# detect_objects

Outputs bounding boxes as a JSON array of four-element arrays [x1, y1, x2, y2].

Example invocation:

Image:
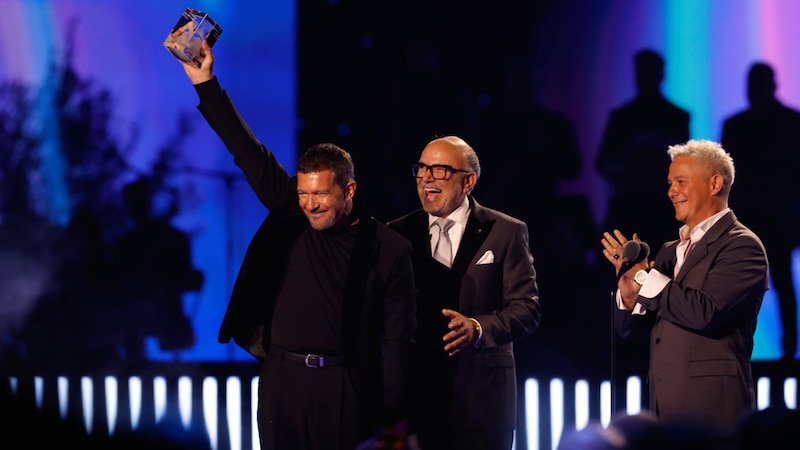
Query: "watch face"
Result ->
[[635, 270, 648, 285]]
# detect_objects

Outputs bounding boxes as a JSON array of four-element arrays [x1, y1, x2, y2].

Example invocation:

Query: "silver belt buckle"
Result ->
[[304, 354, 323, 368]]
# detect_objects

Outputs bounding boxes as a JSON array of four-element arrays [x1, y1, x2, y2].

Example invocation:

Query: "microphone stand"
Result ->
[[610, 284, 617, 419], [608, 240, 649, 420], [609, 264, 630, 420], [610, 285, 617, 419]]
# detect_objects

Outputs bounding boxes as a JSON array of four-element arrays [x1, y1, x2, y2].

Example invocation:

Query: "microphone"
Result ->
[[615, 240, 650, 282], [637, 242, 650, 264]]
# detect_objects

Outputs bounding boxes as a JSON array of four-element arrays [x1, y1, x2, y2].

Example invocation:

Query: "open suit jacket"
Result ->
[[388, 197, 542, 433], [615, 210, 768, 433], [194, 77, 417, 425]]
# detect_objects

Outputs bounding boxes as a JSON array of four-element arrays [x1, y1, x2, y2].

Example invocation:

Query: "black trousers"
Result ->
[[257, 352, 370, 450]]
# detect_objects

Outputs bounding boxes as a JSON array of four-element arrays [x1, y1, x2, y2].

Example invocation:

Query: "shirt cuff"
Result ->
[[617, 268, 669, 315]]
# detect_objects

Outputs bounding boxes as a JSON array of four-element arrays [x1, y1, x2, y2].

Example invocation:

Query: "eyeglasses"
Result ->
[[411, 163, 471, 180]]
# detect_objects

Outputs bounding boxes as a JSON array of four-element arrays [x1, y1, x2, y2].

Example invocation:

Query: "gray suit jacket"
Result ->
[[615, 210, 768, 433], [388, 197, 542, 432]]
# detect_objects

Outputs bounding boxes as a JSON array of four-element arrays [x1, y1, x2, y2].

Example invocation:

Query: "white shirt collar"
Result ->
[[428, 196, 470, 229], [678, 207, 730, 242]]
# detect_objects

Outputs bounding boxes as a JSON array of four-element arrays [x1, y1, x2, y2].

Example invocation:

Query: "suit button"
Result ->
[[655, 337, 661, 344]]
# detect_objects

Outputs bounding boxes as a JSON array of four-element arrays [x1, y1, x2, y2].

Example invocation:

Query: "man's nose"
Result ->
[[301, 197, 319, 210]]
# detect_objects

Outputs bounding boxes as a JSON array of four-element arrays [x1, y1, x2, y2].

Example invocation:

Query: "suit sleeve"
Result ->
[[638, 233, 767, 334], [381, 238, 417, 423], [476, 220, 542, 348]]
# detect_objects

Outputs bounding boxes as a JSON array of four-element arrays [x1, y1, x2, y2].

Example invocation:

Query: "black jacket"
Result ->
[[195, 77, 417, 423]]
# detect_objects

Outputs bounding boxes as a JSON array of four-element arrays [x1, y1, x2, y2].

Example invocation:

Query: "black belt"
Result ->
[[268, 345, 344, 368]]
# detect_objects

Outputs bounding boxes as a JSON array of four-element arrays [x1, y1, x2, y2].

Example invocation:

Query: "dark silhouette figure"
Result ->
[[721, 62, 800, 360], [9, 207, 125, 373], [372, 36, 478, 221], [477, 55, 605, 375], [112, 177, 203, 364], [478, 54, 583, 231], [596, 49, 691, 248], [734, 405, 800, 450], [557, 411, 737, 450], [595, 49, 691, 385]]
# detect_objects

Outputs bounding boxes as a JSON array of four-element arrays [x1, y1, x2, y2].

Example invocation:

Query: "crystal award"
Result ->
[[163, 8, 223, 67]]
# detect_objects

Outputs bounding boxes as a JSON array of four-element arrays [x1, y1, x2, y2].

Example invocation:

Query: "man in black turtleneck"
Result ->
[[177, 39, 417, 450]]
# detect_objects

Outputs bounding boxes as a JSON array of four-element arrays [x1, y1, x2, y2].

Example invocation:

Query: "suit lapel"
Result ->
[[674, 211, 736, 281], [451, 198, 494, 276]]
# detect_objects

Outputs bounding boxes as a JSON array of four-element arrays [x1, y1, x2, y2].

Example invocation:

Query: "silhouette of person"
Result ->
[[595, 49, 691, 383], [10, 206, 124, 373], [477, 55, 603, 375], [734, 405, 800, 450], [721, 62, 800, 360], [478, 54, 583, 231], [112, 177, 203, 364], [371, 35, 478, 222], [596, 49, 691, 249]]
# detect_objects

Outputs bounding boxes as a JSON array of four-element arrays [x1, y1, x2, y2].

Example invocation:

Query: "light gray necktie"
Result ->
[[433, 218, 455, 268]]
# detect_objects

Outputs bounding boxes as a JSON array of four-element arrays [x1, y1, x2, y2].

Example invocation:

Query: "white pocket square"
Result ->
[[476, 250, 494, 265]]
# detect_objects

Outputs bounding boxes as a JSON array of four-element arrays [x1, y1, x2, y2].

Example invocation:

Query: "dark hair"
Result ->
[[297, 143, 355, 188]]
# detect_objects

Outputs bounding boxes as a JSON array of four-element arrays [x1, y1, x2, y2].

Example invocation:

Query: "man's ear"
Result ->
[[462, 173, 477, 193], [710, 174, 723, 194], [344, 180, 356, 201]]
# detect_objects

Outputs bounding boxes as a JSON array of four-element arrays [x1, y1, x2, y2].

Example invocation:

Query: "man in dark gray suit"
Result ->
[[601, 139, 768, 442], [388, 136, 542, 450]]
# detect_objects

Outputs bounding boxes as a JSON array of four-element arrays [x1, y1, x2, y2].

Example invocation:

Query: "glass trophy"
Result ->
[[163, 8, 223, 67]]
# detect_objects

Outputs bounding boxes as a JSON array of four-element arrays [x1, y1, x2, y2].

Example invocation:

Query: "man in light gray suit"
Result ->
[[388, 136, 542, 450], [601, 139, 768, 442]]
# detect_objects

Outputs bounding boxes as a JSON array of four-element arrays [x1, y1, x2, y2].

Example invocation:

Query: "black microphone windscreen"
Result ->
[[638, 242, 650, 260], [621, 240, 641, 263]]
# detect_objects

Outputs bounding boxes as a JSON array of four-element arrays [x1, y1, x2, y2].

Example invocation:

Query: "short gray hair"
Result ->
[[667, 139, 735, 196]]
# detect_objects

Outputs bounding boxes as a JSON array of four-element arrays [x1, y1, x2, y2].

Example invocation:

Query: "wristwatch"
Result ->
[[634, 269, 649, 286]]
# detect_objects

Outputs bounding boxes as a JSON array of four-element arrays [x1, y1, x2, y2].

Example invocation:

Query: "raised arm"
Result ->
[[176, 39, 294, 209]]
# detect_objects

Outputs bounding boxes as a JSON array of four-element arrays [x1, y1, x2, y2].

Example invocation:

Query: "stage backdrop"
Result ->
[[0, 0, 796, 363]]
